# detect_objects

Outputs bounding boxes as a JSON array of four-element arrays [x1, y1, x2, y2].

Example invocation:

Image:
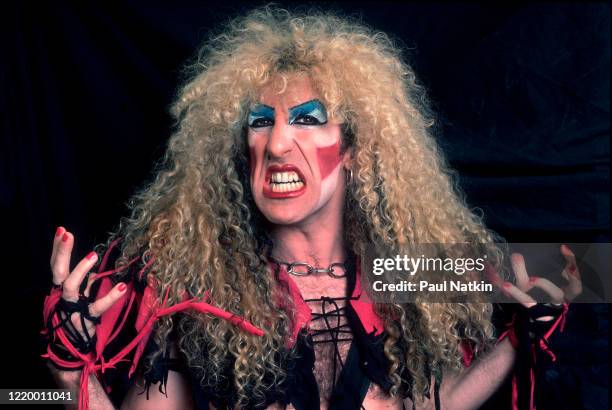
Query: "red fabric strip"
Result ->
[[42, 243, 265, 410], [349, 261, 385, 336]]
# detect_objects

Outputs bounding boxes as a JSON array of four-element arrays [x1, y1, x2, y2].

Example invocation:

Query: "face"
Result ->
[[247, 76, 350, 225]]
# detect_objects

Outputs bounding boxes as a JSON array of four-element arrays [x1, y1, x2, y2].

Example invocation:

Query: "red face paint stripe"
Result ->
[[316, 141, 341, 180]]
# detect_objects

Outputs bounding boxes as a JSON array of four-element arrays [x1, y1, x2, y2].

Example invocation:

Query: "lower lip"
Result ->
[[263, 182, 307, 199]]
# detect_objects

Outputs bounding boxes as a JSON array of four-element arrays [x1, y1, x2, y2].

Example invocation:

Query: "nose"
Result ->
[[266, 121, 293, 159]]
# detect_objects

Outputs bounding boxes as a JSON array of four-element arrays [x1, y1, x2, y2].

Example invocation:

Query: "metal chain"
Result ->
[[270, 257, 347, 278]]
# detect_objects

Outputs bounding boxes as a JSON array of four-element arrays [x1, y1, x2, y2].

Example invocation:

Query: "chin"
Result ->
[[254, 192, 318, 226], [262, 209, 305, 225]]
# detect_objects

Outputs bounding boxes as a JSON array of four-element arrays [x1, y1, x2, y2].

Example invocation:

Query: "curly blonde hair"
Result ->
[[108, 5, 501, 406]]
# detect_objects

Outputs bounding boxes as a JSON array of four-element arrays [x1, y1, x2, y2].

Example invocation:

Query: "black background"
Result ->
[[2, 2, 609, 409]]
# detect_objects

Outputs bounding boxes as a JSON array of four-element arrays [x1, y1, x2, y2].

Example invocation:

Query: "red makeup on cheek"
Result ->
[[316, 141, 342, 179]]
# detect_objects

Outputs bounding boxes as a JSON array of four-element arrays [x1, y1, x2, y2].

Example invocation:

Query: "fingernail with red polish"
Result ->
[[529, 276, 539, 283], [55, 227, 64, 237], [61, 232, 69, 242], [502, 282, 512, 289], [86, 251, 97, 260], [119, 283, 127, 291]]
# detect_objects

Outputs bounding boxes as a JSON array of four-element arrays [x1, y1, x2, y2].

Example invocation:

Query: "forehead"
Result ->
[[258, 75, 321, 109]]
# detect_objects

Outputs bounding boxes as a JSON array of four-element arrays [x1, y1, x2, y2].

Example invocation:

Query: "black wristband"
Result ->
[[525, 303, 565, 339]]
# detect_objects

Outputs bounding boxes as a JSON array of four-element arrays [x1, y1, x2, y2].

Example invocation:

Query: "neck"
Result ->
[[269, 202, 346, 268]]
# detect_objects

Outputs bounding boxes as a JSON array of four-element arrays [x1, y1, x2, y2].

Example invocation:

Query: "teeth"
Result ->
[[270, 171, 301, 184], [270, 180, 304, 192]]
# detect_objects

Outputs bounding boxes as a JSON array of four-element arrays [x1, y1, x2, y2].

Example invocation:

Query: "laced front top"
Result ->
[[304, 295, 359, 393]]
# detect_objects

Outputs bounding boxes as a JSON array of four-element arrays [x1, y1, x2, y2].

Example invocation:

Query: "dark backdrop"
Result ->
[[2, 2, 609, 409]]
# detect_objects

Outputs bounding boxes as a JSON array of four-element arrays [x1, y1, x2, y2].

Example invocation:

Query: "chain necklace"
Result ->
[[269, 256, 348, 278]]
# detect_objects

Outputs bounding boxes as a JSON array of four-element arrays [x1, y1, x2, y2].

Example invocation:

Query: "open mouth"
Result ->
[[264, 165, 307, 198], [269, 170, 304, 192]]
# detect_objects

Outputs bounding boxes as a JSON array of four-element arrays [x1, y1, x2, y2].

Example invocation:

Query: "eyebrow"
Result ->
[[249, 104, 275, 116], [288, 99, 324, 112]]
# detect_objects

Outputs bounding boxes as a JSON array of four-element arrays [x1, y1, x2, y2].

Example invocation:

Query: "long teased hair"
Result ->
[[107, 5, 501, 406]]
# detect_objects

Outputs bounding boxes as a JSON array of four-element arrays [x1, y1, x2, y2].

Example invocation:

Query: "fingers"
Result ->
[[484, 263, 503, 287], [564, 279, 583, 302], [502, 282, 537, 308], [78, 280, 127, 337], [560, 244, 577, 268], [501, 246, 583, 308], [50, 226, 65, 268], [83, 273, 98, 298], [62, 251, 99, 302], [528, 277, 565, 304], [88, 283, 128, 317], [51, 229, 74, 286], [560, 244, 582, 301], [510, 253, 530, 291]]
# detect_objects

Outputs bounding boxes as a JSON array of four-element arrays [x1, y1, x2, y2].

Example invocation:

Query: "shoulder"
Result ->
[[121, 337, 194, 410]]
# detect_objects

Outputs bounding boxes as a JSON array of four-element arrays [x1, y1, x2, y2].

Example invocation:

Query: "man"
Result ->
[[43, 7, 580, 409]]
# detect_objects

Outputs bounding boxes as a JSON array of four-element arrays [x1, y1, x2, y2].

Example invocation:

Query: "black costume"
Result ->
[[42, 241, 568, 410]]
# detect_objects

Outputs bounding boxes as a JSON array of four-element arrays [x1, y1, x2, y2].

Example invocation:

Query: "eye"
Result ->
[[293, 115, 321, 125], [249, 117, 274, 128], [288, 101, 328, 125]]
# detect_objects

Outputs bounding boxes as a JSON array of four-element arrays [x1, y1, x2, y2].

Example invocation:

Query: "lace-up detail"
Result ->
[[304, 295, 359, 394]]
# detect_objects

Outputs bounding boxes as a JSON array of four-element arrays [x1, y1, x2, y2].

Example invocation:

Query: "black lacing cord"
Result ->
[[304, 295, 368, 410], [50, 296, 100, 354], [304, 295, 441, 410]]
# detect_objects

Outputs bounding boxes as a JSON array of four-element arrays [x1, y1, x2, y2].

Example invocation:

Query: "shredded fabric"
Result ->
[[41, 239, 265, 410]]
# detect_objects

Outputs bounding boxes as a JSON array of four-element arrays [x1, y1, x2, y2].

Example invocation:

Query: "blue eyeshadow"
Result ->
[[248, 104, 275, 127], [288, 100, 328, 125]]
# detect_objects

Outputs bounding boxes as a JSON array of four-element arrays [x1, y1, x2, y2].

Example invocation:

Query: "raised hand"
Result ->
[[495, 244, 583, 358], [501, 244, 583, 311], [49, 227, 127, 353]]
